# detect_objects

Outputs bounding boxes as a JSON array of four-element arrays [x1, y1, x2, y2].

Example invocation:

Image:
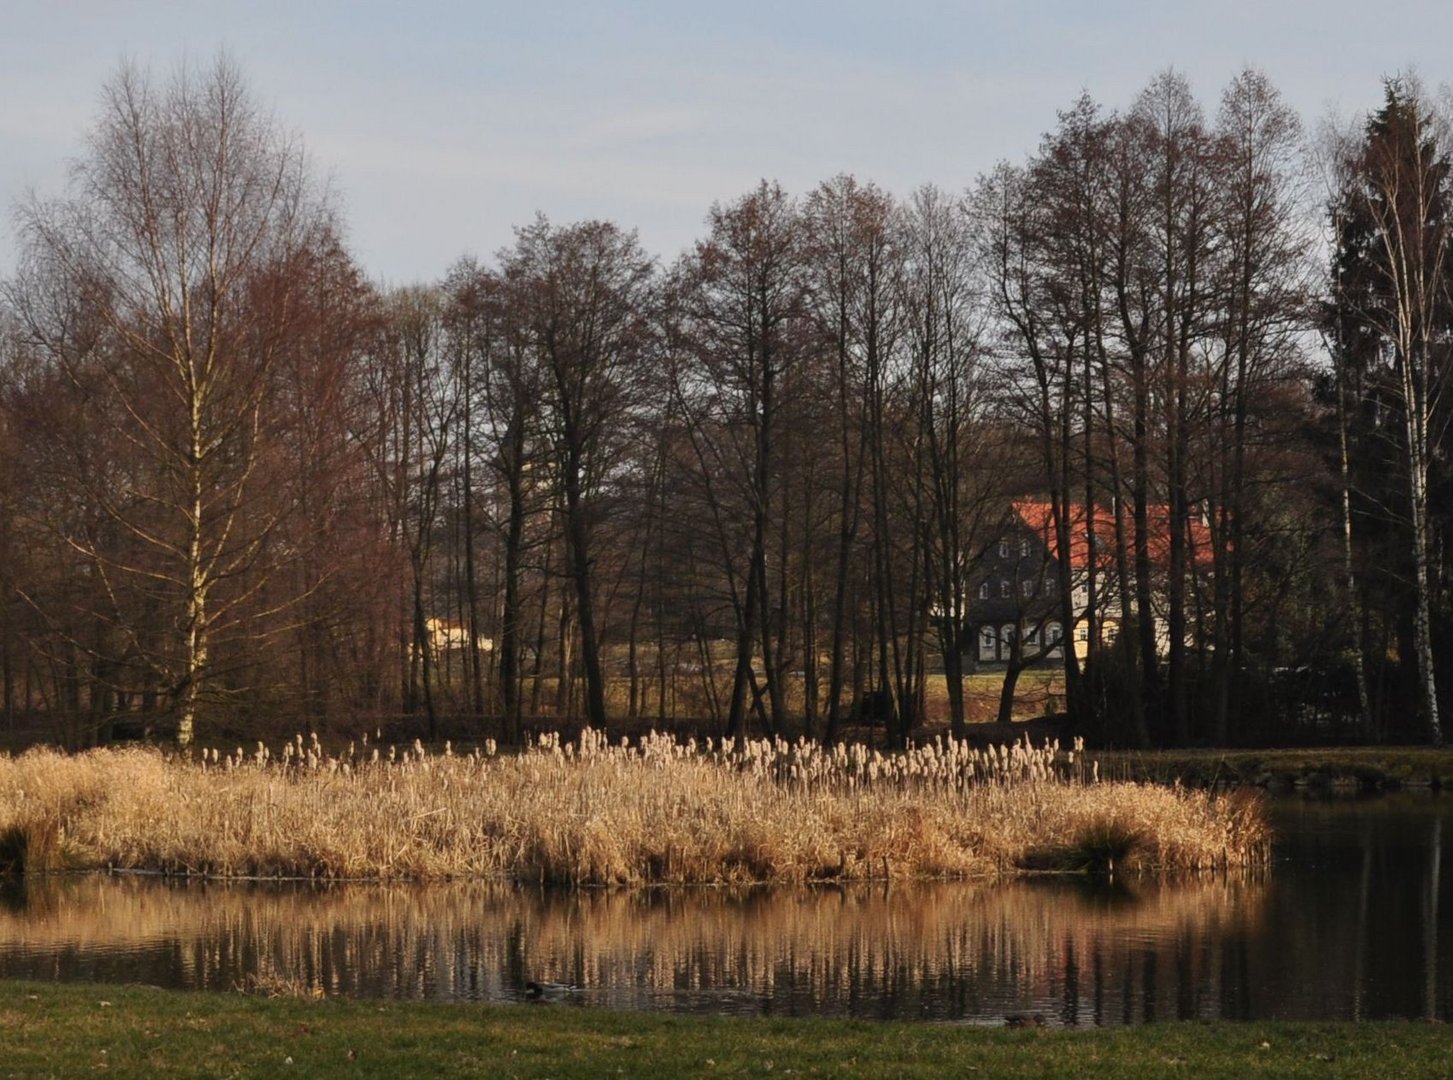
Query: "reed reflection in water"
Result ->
[[0, 873, 1265, 1023]]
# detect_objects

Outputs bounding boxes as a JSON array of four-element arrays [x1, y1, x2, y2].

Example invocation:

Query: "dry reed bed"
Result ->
[[0, 730, 1269, 884]]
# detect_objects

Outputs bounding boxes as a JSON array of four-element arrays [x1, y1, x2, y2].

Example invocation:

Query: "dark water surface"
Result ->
[[0, 795, 1448, 1023]]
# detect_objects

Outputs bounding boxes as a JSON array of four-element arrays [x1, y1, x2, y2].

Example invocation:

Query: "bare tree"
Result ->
[[802, 176, 888, 741], [505, 218, 656, 733], [442, 259, 545, 743], [1206, 68, 1312, 742], [980, 148, 1112, 739], [269, 232, 381, 726], [376, 288, 456, 737], [898, 184, 995, 738], [674, 182, 808, 740], [439, 262, 491, 726], [0, 317, 22, 729], [7, 57, 329, 747]]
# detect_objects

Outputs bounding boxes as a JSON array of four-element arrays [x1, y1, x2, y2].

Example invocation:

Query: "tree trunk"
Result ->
[[500, 449, 526, 744], [562, 447, 608, 731]]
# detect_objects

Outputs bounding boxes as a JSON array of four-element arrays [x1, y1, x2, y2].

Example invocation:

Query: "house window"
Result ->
[[979, 626, 996, 661], [978, 581, 990, 600], [1000, 580, 1010, 598], [1019, 538, 1030, 558], [1075, 626, 1089, 642], [1021, 578, 1034, 597], [998, 539, 1009, 559]]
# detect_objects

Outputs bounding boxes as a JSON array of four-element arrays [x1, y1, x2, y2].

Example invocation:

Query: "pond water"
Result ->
[[0, 795, 1448, 1024]]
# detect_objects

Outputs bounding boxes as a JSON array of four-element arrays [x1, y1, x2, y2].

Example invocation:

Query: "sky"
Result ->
[[3, 0, 1452, 285]]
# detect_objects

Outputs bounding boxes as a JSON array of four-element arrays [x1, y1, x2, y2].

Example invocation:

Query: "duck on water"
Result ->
[[524, 981, 585, 1003]]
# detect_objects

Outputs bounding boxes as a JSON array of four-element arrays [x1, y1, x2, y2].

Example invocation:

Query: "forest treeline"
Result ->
[[0, 59, 1449, 750]]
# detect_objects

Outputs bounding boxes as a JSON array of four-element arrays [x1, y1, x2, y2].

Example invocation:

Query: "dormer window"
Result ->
[[1000, 580, 1010, 598], [1019, 538, 1030, 558], [998, 539, 1009, 559]]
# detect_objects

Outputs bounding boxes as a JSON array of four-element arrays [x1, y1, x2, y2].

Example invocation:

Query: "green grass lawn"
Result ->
[[2, 979, 1451, 1079]]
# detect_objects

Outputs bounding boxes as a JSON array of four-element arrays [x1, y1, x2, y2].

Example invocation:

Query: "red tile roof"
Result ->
[[1011, 499, 1215, 571]]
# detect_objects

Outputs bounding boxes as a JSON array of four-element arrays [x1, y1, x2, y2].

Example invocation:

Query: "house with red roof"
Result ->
[[967, 499, 1214, 667]]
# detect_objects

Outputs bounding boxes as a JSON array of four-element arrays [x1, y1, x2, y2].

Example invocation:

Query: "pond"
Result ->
[[0, 795, 1446, 1024]]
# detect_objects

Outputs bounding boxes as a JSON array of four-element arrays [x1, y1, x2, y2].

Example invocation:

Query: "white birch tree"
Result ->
[[7, 57, 327, 747]]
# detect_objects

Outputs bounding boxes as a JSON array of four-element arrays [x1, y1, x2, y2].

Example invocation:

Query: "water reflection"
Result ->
[[0, 871, 1264, 1022], [1261, 795, 1452, 1022], [0, 796, 1449, 1023]]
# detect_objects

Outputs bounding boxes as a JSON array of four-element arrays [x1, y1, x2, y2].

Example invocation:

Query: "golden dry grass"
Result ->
[[0, 730, 1269, 884]]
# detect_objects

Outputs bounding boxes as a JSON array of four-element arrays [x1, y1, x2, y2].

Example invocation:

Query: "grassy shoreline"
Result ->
[[0, 731, 1268, 884], [1096, 746, 1453, 791], [2, 978, 1449, 1079]]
